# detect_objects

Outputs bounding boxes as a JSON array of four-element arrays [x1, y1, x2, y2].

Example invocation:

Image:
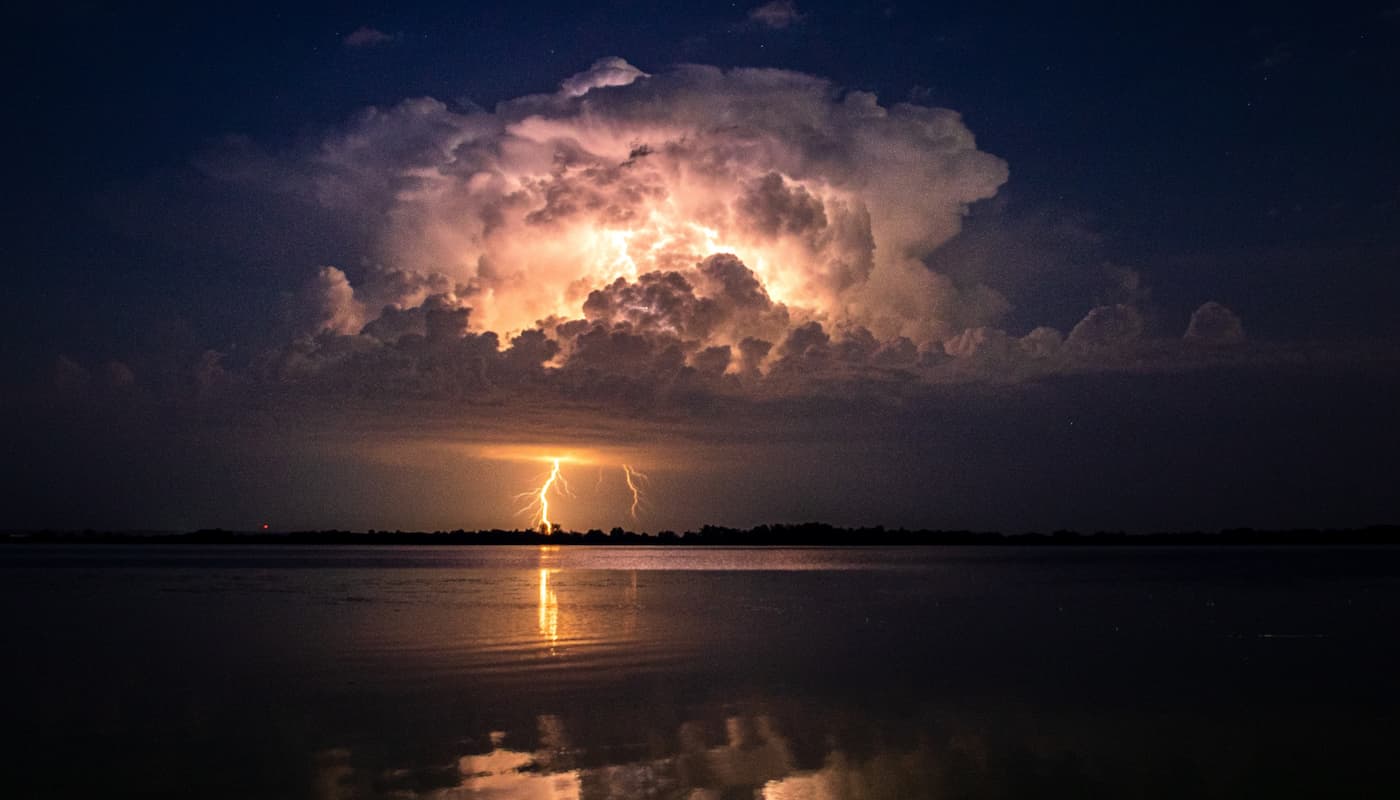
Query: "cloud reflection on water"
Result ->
[[312, 703, 1128, 800], [311, 555, 1109, 799]]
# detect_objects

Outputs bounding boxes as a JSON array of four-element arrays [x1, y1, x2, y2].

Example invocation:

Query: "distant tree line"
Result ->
[[4, 523, 1400, 546]]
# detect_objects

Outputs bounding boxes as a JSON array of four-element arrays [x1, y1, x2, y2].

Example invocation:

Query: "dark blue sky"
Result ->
[[10, 2, 1399, 359], [4, 1, 1399, 531]]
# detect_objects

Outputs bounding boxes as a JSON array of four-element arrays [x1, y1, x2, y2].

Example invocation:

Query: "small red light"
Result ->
[[262, 523, 270, 530]]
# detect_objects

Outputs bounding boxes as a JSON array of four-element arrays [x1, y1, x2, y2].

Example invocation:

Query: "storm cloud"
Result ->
[[11, 57, 1329, 533], [177, 57, 1259, 406]]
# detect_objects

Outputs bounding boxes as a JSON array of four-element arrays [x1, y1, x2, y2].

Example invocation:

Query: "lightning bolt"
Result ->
[[516, 457, 572, 533], [622, 464, 648, 520], [510, 454, 650, 530]]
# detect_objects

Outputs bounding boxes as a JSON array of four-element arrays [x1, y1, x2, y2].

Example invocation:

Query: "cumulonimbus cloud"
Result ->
[[183, 57, 1246, 407], [296, 58, 1010, 347]]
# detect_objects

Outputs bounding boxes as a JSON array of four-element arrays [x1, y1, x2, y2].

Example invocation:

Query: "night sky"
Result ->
[[5, 1, 1399, 532]]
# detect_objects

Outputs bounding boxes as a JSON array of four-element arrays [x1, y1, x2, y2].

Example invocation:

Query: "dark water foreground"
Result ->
[[3, 545, 1398, 798]]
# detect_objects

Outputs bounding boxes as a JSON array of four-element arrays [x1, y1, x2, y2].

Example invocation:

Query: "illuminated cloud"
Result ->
[[559, 56, 649, 97], [271, 58, 1010, 364], [174, 57, 1253, 408], [300, 266, 366, 336]]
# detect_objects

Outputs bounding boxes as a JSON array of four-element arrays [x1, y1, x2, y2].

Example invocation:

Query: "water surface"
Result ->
[[3, 545, 1398, 798]]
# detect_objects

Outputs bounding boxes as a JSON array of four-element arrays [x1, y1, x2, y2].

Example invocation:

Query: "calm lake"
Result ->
[[3, 545, 1398, 798]]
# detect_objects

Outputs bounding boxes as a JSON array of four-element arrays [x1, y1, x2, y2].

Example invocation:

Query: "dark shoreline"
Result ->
[[5, 524, 1399, 547]]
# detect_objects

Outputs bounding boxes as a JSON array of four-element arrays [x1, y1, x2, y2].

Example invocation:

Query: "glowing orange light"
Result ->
[[538, 567, 558, 646], [449, 182, 825, 338], [499, 447, 657, 530]]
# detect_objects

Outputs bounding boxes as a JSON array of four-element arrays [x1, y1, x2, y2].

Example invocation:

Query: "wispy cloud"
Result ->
[[748, 1, 804, 29], [342, 26, 398, 48]]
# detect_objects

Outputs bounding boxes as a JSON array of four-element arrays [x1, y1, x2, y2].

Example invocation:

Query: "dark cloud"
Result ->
[[942, 326, 1016, 361], [738, 172, 828, 239], [777, 320, 829, 359], [11, 346, 1400, 531], [1184, 301, 1246, 346], [1066, 304, 1145, 350]]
